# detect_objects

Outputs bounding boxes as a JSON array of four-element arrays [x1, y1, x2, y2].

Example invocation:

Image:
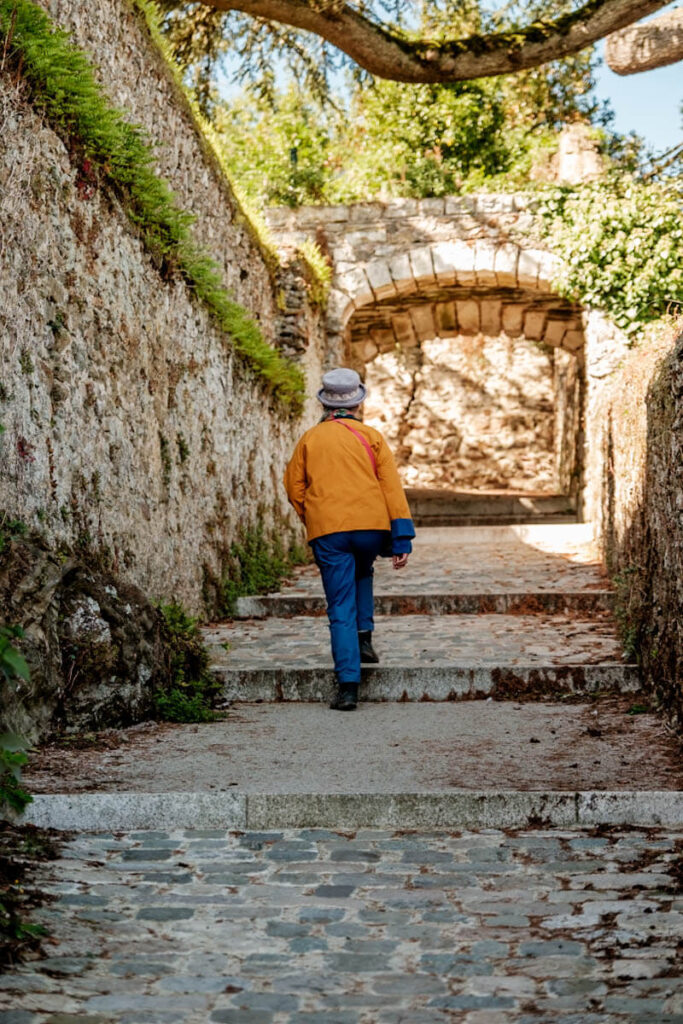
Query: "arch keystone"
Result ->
[[473, 240, 499, 286]]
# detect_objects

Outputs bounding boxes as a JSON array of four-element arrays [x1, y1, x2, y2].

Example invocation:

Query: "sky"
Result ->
[[592, 2, 682, 154]]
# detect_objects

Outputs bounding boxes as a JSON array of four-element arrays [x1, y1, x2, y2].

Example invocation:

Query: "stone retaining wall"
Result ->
[[0, 0, 324, 615], [590, 321, 683, 726]]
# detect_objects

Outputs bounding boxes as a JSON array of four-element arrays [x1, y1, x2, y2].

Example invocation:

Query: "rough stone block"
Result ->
[[336, 267, 373, 302], [369, 329, 397, 353], [563, 329, 585, 353], [493, 243, 520, 287], [523, 310, 547, 340], [544, 319, 568, 347], [502, 304, 525, 337], [445, 196, 475, 215], [346, 203, 383, 225], [388, 253, 415, 294], [435, 302, 458, 337], [418, 198, 446, 216], [391, 312, 418, 347], [473, 240, 499, 286], [352, 339, 378, 363], [517, 249, 543, 286], [457, 300, 480, 335], [365, 259, 396, 300], [410, 306, 437, 341], [480, 300, 503, 337], [385, 198, 419, 218], [409, 246, 436, 284]]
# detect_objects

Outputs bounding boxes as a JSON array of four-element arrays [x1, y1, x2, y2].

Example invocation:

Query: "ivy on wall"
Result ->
[[539, 176, 683, 336], [0, 0, 305, 412]]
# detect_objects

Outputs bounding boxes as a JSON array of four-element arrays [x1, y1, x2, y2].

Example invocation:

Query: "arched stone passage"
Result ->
[[265, 195, 628, 517], [341, 242, 585, 366], [339, 239, 585, 499]]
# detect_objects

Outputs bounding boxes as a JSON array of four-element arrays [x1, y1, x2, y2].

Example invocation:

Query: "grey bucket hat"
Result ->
[[316, 368, 367, 409]]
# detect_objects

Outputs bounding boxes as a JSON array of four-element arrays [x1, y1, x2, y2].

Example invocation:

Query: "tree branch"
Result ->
[[605, 8, 683, 75], [196, 0, 671, 82]]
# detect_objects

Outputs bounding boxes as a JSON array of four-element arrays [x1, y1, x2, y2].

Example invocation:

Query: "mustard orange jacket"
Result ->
[[283, 417, 415, 547]]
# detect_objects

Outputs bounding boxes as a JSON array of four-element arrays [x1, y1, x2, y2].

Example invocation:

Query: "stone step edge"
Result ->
[[211, 664, 640, 703], [413, 515, 579, 527], [235, 591, 615, 618], [18, 790, 683, 832]]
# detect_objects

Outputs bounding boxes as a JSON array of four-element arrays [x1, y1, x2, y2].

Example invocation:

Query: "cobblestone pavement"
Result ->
[[206, 614, 624, 670], [275, 527, 608, 598], [2, 828, 683, 1023]]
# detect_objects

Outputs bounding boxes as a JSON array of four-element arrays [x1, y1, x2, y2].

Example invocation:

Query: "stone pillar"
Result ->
[[557, 124, 604, 185]]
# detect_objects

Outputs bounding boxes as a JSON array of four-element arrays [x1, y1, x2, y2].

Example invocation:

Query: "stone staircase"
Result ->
[[208, 523, 629, 706], [404, 489, 578, 527], [20, 522, 683, 831]]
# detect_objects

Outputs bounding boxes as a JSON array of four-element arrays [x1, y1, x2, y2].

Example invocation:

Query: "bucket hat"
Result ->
[[316, 368, 367, 409]]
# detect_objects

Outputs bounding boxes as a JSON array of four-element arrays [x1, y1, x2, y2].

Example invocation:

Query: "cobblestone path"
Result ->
[[2, 828, 683, 1023], [8, 522, 683, 1020]]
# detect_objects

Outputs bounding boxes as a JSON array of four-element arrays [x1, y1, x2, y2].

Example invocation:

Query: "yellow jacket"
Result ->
[[284, 417, 415, 545]]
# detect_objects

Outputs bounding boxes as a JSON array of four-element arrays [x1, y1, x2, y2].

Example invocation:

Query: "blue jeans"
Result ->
[[310, 530, 388, 683]]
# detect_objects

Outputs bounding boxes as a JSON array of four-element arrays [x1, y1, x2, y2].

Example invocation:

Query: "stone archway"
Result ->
[[341, 240, 584, 502], [266, 195, 627, 520]]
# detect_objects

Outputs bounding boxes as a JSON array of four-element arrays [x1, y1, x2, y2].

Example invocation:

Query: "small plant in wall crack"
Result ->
[[153, 602, 221, 723]]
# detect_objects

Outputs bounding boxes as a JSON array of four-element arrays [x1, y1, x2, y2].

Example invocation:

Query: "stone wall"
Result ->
[[364, 335, 570, 493], [0, 2, 324, 616], [589, 320, 683, 726]]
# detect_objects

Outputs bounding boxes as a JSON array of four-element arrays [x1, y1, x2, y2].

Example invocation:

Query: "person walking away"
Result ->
[[284, 368, 415, 711]]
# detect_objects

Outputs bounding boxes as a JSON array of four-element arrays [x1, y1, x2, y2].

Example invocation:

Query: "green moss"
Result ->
[[19, 350, 33, 376], [176, 432, 190, 464], [159, 433, 171, 489], [0, 0, 304, 412]]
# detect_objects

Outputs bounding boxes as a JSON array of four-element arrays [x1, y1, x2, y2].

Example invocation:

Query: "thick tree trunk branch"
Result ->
[[606, 9, 683, 74], [197, 0, 670, 81]]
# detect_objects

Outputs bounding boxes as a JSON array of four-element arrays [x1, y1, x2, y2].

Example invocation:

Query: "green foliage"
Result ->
[[539, 177, 683, 334], [154, 602, 220, 722], [0, 516, 28, 559], [220, 526, 307, 615], [213, 36, 619, 207], [337, 79, 510, 199], [215, 86, 335, 207], [0, 626, 30, 686], [0, 629, 32, 815], [0, 739, 31, 815], [0, 0, 304, 412], [612, 564, 645, 662]]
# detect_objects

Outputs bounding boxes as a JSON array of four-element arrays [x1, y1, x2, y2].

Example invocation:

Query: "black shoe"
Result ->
[[358, 631, 379, 664], [330, 682, 358, 711]]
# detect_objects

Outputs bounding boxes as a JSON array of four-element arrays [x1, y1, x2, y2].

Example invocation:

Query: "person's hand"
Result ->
[[392, 553, 409, 570]]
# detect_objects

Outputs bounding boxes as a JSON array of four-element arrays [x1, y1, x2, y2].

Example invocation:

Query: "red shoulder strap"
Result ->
[[336, 420, 378, 478]]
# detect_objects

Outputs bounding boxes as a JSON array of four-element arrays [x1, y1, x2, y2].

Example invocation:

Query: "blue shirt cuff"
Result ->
[[390, 518, 415, 555]]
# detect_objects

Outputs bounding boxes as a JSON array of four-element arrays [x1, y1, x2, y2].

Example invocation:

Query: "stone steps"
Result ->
[[22, 790, 683, 832], [205, 611, 633, 703], [236, 590, 615, 618], [405, 489, 577, 527], [213, 663, 639, 703]]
